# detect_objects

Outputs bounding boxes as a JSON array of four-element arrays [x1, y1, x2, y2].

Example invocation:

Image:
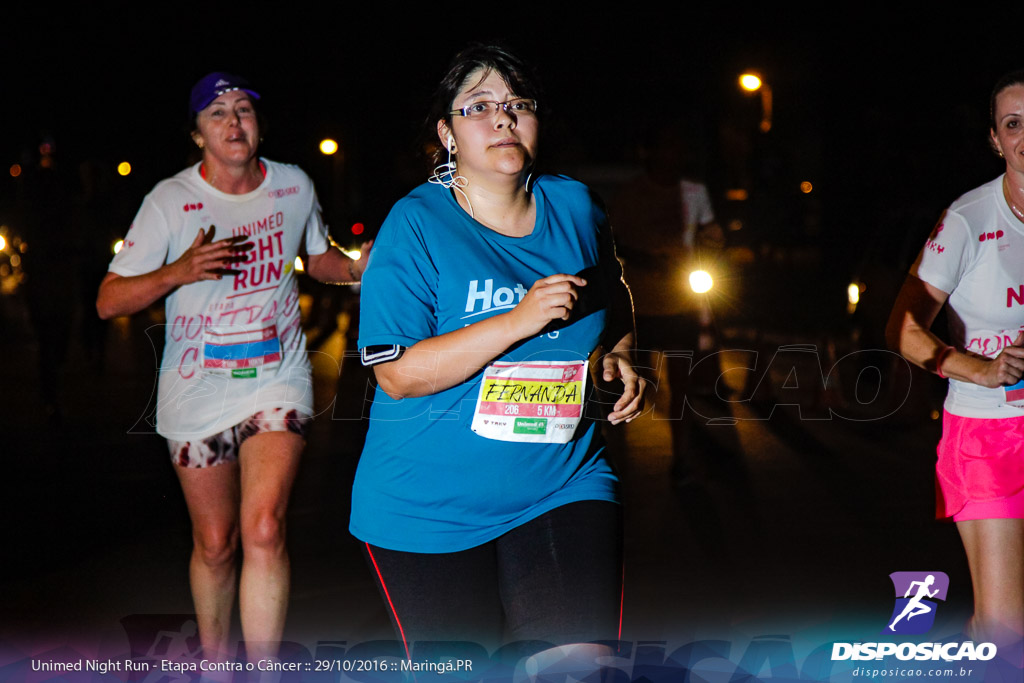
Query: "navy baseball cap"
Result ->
[[190, 72, 261, 114]]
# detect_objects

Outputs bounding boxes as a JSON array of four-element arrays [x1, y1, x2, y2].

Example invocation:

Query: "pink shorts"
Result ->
[[936, 411, 1024, 520], [167, 408, 312, 468]]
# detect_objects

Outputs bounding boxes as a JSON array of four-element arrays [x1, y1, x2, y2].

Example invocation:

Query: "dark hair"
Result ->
[[425, 43, 543, 165], [990, 69, 1024, 129]]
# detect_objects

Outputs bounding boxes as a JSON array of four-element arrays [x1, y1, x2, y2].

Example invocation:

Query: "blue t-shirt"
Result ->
[[352, 175, 622, 553]]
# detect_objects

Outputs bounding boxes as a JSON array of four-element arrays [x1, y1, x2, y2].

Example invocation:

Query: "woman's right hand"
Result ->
[[97, 228, 252, 320], [976, 332, 1024, 388], [168, 228, 251, 285], [509, 274, 586, 339]]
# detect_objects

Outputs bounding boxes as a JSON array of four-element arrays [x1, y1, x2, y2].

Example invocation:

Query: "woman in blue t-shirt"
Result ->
[[353, 44, 645, 660]]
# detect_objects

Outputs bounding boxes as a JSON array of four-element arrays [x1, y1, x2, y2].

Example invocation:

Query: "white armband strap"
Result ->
[[361, 345, 406, 366]]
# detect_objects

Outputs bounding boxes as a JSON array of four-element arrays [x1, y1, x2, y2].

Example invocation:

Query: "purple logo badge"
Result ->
[[883, 571, 949, 635]]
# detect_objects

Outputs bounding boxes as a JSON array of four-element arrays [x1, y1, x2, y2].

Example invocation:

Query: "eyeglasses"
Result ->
[[449, 98, 538, 120]]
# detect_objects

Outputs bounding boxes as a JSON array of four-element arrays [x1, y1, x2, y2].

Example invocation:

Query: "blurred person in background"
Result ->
[[610, 121, 725, 485], [19, 134, 76, 421]]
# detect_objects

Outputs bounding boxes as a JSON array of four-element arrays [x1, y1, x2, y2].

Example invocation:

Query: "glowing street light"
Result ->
[[689, 269, 713, 294], [320, 139, 339, 155], [739, 72, 773, 133], [117, 161, 132, 176], [847, 281, 864, 315], [739, 73, 762, 92], [320, 139, 344, 225], [847, 282, 861, 306]]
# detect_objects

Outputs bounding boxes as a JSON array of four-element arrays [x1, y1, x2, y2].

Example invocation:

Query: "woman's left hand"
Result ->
[[602, 350, 646, 425]]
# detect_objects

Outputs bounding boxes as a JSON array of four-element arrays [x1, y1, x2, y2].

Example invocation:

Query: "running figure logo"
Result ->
[[884, 571, 949, 635]]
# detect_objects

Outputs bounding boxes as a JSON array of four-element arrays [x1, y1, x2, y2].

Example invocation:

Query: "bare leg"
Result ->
[[174, 462, 241, 660], [957, 518, 1024, 649], [237, 431, 304, 662]]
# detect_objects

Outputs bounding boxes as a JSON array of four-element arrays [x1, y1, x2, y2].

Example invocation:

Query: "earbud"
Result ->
[[429, 133, 472, 217]]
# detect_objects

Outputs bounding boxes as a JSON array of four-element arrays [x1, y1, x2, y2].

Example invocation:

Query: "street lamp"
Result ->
[[739, 72, 772, 133], [319, 138, 344, 234], [739, 74, 762, 91], [320, 138, 339, 156]]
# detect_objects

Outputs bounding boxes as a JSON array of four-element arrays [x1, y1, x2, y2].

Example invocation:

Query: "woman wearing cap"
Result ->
[[97, 72, 369, 661], [888, 69, 1024, 652], [353, 45, 643, 664]]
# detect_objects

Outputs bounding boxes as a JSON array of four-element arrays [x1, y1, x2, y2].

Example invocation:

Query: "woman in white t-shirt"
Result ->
[[887, 70, 1024, 653], [97, 73, 369, 662]]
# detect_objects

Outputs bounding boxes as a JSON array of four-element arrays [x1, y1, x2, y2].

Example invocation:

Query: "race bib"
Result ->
[[471, 360, 587, 443], [1004, 378, 1024, 406], [201, 324, 282, 378]]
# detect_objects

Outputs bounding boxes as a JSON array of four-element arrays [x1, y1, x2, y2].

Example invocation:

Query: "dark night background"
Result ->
[[3, 9, 1010, 245], [1, 6, 1022, 679]]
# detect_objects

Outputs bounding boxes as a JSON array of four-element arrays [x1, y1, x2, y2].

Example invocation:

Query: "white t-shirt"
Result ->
[[108, 159, 330, 439], [911, 175, 1024, 418], [681, 179, 716, 248]]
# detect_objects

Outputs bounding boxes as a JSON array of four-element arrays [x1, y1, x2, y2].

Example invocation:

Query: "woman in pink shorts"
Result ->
[[887, 70, 1024, 651], [97, 73, 369, 662]]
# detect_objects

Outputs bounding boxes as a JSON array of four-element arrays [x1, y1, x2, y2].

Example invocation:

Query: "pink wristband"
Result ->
[[936, 346, 954, 379]]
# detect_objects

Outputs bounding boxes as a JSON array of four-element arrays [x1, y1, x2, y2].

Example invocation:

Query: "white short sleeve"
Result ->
[[910, 211, 974, 295], [303, 190, 330, 256], [108, 194, 172, 277]]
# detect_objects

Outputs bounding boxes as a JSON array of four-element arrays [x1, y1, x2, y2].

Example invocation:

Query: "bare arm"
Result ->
[[596, 241, 645, 424], [600, 330, 646, 424], [373, 274, 585, 400], [305, 240, 373, 284], [96, 228, 247, 319], [886, 274, 1024, 387]]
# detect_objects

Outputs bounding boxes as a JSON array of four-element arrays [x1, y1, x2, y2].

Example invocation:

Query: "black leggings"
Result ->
[[363, 501, 623, 652]]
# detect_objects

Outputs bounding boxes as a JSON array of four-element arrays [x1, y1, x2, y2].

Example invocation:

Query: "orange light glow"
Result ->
[[739, 73, 762, 91]]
